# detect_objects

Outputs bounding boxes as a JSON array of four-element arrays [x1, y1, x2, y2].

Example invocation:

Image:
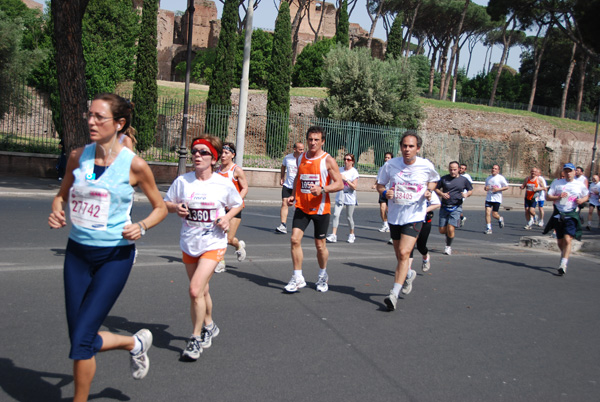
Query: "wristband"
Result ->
[[382, 190, 387, 197], [321, 186, 326, 194]]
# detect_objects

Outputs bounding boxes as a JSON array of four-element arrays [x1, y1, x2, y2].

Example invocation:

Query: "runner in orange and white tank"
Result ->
[[520, 168, 542, 230], [284, 126, 343, 293], [214, 142, 248, 273]]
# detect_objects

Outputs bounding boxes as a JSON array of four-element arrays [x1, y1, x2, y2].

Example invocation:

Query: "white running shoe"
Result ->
[[200, 323, 220, 349], [378, 222, 390, 232], [460, 216, 467, 227], [316, 274, 329, 292], [347, 234, 355, 243], [484, 228, 492, 235], [384, 291, 397, 311], [214, 259, 226, 273], [236, 240, 246, 262], [538, 220, 544, 227], [524, 224, 532, 230], [558, 262, 567, 276], [499, 217, 505, 228], [401, 270, 416, 295], [387, 238, 393, 244], [130, 329, 152, 379], [326, 234, 337, 243], [182, 336, 202, 361], [285, 275, 307, 292], [422, 257, 431, 272], [275, 223, 287, 234], [444, 246, 452, 255]]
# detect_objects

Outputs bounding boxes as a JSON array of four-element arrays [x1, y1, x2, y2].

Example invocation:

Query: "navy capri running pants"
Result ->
[[64, 239, 135, 360]]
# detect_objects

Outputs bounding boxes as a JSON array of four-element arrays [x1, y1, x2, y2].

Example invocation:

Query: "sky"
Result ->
[[159, 0, 522, 78]]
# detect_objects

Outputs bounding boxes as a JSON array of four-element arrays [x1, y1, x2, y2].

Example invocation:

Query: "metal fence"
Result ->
[[1, 85, 596, 181]]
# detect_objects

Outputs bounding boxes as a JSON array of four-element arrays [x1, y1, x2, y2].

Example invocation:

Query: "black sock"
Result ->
[[446, 236, 454, 246]]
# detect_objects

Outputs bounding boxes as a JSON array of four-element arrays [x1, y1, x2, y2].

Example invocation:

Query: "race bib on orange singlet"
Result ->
[[300, 174, 320, 194], [185, 201, 218, 229], [393, 183, 426, 205], [69, 185, 110, 230]]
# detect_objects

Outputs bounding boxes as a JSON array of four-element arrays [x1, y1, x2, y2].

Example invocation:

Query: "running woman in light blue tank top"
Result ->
[[48, 93, 167, 402]]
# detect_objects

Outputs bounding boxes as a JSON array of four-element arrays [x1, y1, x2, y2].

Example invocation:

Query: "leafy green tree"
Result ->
[[460, 67, 522, 103], [206, 0, 239, 138], [132, 0, 158, 152], [266, 1, 292, 158], [176, 48, 218, 84], [83, 0, 139, 95], [336, 0, 349, 46], [0, 11, 46, 118], [316, 45, 424, 128], [385, 13, 403, 60], [0, 0, 44, 50], [292, 38, 334, 87], [408, 54, 430, 94], [316, 45, 424, 165]]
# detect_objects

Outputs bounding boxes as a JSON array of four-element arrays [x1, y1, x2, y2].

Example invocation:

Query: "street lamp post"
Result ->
[[235, 0, 254, 167], [178, 0, 196, 176]]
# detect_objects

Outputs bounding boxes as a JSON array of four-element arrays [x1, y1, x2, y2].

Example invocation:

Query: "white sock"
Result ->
[[319, 268, 327, 277], [392, 283, 402, 297], [294, 270, 303, 280], [561, 258, 568, 266], [487, 224, 492, 229], [130, 335, 142, 355]]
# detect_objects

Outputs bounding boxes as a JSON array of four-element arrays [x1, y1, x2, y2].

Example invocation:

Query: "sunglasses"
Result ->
[[191, 149, 212, 157], [344, 158, 353, 161]]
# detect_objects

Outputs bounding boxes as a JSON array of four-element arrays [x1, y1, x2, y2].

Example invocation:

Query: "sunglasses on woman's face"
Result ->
[[344, 158, 353, 161], [191, 149, 212, 157]]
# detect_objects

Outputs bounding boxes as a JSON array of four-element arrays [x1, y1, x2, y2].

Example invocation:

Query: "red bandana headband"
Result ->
[[191, 139, 218, 160]]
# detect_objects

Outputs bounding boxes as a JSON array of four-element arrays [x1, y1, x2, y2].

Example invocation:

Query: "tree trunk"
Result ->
[[366, 0, 384, 49], [489, 18, 515, 107], [527, 25, 551, 112], [403, 0, 421, 57], [575, 54, 588, 120], [560, 42, 577, 119], [290, 0, 307, 64], [438, 40, 450, 100], [51, 0, 90, 154], [441, 0, 469, 100], [450, 45, 462, 102], [428, 43, 439, 97], [307, 0, 325, 42]]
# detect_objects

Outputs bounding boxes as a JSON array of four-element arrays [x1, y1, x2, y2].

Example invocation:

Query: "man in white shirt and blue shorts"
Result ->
[[276, 142, 304, 234]]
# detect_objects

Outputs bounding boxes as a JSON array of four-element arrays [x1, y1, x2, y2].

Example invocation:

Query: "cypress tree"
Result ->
[[132, 0, 158, 152], [206, 0, 238, 138], [266, 1, 292, 158], [336, 0, 349, 47], [385, 13, 403, 60]]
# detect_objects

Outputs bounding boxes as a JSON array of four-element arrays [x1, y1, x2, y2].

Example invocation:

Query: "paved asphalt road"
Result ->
[[1, 182, 600, 401]]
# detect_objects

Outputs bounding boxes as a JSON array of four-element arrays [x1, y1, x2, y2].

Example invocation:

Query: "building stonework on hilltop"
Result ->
[[154, 0, 384, 81]]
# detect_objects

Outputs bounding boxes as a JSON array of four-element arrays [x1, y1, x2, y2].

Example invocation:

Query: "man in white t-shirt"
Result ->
[[545, 163, 589, 275], [534, 168, 548, 227], [483, 164, 509, 234], [575, 166, 589, 218], [275, 142, 304, 234], [377, 132, 439, 311], [459, 163, 472, 227]]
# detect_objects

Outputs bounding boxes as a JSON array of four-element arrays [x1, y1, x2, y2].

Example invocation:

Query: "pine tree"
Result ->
[[385, 13, 403, 60], [132, 0, 158, 152], [206, 0, 238, 138], [336, 0, 349, 47], [266, 1, 292, 158]]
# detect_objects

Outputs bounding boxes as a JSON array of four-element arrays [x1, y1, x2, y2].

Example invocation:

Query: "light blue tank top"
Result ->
[[69, 143, 136, 247]]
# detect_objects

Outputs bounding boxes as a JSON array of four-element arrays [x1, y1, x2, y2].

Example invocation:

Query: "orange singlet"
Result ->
[[294, 152, 331, 215], [217, 163, 244, 207], [525, 176, 538, 200]]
